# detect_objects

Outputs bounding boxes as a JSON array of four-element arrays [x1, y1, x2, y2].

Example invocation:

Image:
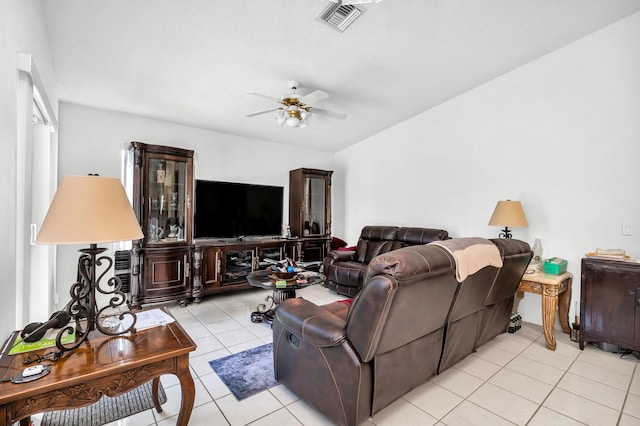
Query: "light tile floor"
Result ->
[[31, 284, 640, 425]]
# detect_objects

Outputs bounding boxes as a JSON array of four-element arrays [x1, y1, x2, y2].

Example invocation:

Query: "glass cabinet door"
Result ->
[[303, 177, 326, 236], [146, 157, 188, 245], [222, 249, 253, 283], [288, 168, 332, 243], [257, 246, 284, 268]]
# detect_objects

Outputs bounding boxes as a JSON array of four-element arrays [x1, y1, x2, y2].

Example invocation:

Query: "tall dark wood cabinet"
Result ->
[[580, 257, 640, 351], [289, 168, 332, 262], [126, 142, 194, 308]]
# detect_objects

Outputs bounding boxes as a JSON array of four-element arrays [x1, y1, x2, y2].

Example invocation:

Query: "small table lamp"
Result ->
[[488, 200, 529, 238], [36, 175, 144, 356]]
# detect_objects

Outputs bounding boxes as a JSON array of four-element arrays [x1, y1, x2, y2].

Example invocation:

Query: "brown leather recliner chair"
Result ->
[[274, 243, 459, 426], [322, 225, 449, 297], [273, 238, 531, 426]]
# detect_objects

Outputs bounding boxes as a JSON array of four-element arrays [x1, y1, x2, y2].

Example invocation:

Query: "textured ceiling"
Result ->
[[41, 0, 640, 152]]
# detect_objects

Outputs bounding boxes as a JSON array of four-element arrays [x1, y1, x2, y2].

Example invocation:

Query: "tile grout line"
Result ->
[[522, 343, 582, 425], [469, 330, 543, 426], [398, 328, 543, 425], [616, 354, 638, 425], [161, 294, 640, 425], [526, 341, 640, 425]]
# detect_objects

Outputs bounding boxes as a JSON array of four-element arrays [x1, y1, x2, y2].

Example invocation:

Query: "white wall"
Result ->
[[1, 0, 58, 337], [55, 103, 335, 303], [5, 3, 639, 338], [335, 12, 640, 327]]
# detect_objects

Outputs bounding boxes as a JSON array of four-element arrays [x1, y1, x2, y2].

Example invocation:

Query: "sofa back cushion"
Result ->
[[355, 226, 449, 263], [475, 238, 532, 347], [395, 227, 449, 248], [485, 239, 532, 304], [356, 226, 399, 263], [346, 244, 459, 362]]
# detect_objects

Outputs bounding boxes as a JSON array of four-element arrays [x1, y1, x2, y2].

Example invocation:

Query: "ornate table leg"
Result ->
[[558, 277, 572, 334], [251, 288, 297, 324], [152, 377, 163, 413], [251, 294, 276, 323], [272, 288, 296, 305], [176, 355, 195, 426], [541, 283, 559, 350]]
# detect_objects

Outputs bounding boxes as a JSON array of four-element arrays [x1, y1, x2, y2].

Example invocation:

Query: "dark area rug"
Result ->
[[209, 343, 278, 400], [41, 380, 166, 426]]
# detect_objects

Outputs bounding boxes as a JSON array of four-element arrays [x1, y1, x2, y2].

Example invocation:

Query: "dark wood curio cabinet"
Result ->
[[580, 257, 640, 351], [289, 168, 332, 262], [126, 142, 194, 308]]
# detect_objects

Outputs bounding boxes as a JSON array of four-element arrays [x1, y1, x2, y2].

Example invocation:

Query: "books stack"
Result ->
[[6, 326, 76, 355], [594, 248, 627, 259]]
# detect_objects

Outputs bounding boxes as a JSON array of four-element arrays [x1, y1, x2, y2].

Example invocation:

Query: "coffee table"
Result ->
[[247, 270, 325, 324]]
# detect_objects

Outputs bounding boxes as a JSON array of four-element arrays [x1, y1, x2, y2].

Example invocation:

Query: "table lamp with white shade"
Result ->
[[36, 175, 144, 356], [488, 200, 529, 239]]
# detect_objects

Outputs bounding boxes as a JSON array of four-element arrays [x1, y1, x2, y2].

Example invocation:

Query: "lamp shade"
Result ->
[[488, 200, 529, 228], [36, 175, 144, 245]]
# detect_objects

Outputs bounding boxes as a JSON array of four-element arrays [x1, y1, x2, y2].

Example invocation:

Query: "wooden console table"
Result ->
[[517, 270, 572, 350], [0, 311, 196, 426]]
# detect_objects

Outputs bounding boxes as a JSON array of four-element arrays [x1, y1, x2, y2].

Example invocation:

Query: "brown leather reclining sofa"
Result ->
[[273, 238, 532, 426], [323, 225, 449, 297]]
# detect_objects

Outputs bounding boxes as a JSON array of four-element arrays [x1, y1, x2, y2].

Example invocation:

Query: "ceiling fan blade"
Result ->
[[245, 91, 281, 102], [245, 108, 279, 118], [299, 90, 329, 105], [311, 107, 347, 120]]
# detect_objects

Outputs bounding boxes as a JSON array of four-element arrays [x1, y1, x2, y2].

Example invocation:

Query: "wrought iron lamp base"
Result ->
[[54, 243, 137, 356]]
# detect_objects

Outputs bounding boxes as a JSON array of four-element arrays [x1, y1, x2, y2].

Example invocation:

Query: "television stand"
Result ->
[[192, 238, 301, 302]]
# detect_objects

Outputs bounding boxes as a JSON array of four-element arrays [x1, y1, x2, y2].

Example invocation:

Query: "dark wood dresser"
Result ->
[[580, 257, 640, 351]]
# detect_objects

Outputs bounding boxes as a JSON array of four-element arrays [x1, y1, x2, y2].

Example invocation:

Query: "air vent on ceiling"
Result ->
[[319, 2, 364, 32]]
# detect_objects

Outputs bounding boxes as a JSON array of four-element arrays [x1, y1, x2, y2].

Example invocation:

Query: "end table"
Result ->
[[517, 269, 572, 350]]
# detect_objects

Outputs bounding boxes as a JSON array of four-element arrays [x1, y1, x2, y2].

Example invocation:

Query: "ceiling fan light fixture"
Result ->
[[330, 0, 383, 3], [248, 80, 345, 128], [286, 117, 300, 127], [275, 109, 286, 125]]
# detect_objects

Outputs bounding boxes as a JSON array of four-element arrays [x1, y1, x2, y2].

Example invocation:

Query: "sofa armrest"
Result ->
[[275, 298, 347, 347], [326, 250, 356, 262]]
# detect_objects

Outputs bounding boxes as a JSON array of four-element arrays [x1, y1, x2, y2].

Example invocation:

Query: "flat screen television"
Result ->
[[194, 179, 284, 239]]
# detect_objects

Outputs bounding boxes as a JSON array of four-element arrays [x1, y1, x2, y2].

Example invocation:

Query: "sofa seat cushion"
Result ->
[[326, 261, 368, 289]]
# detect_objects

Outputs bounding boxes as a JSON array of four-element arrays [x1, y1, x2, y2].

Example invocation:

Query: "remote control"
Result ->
[[23, 364, 44, 377]]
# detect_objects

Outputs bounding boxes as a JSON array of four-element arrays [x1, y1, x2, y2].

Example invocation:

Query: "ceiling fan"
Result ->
[[329, 0, 384, 4], [245, 80, 347, 128]]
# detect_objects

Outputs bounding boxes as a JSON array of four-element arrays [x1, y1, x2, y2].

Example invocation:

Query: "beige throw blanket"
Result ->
[[430, 238, 503, 282]]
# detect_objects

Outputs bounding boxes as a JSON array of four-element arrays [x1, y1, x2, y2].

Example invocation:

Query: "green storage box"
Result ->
[[544, 257, 567, 275]]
